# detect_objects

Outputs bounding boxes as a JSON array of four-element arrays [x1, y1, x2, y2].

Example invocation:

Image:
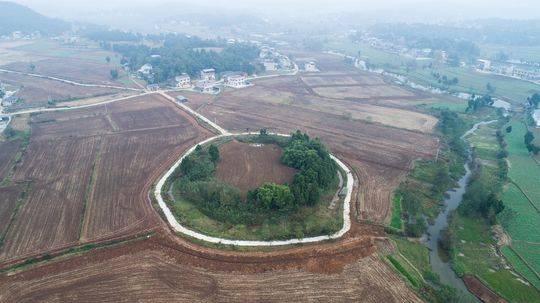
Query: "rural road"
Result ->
[[154, 132, 354, 247], [2, 68, 353, 246], [0, 68, 144, 92], [5, 92, 153, 116]]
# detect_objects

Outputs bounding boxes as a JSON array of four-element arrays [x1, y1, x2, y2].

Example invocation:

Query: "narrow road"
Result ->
[[159, 91, 230, 135], [6, 92, 153, 117], [0, 68, 144, 92], [153, 131, 354, 247]]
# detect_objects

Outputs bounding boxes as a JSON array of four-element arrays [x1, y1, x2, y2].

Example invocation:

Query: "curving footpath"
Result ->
[[154, 132, 353, 246]]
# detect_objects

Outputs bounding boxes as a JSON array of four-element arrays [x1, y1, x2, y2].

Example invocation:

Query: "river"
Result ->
[[424, 120, 497, 302]]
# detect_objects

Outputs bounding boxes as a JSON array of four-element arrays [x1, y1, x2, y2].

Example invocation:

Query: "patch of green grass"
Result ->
[[392, 237, 431, 275], [497, 120, 540, 289], [325, 38, 540, 104], [167, 174, 343, 241], [387, 255, 420, 288], [390, 196, 403, 230], [450, 214, 540, 302], [480, 44, 540, 63]]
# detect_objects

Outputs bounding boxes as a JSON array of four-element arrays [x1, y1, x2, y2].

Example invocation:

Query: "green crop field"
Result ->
[[451, 214, 540, 302], [480, 44, 540, 63], [499, 120, 540, 289], [325, 38, 540, 104]]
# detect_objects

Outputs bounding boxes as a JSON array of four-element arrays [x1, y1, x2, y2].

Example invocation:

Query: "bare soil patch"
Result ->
[[0, 94, 212, 262], [0, 233, 421, 303], [215, 141, 297, 194], [0, 72, 121, 110]]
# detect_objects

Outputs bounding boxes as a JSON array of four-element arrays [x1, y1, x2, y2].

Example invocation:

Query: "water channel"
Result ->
[[424, 120, 497, 302]]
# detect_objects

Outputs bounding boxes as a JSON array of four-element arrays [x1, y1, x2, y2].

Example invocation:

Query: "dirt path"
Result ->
[[154, 131, 354, 246], [0, 68, 143, 92]]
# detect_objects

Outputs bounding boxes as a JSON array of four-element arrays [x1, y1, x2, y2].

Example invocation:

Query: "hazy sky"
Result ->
[[11, 0, 540, 22]]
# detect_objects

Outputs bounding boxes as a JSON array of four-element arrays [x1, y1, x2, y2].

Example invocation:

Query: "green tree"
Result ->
[[255, 183, 294, 211], [110, 69, 119, 80], [208, 144, 220, 163]]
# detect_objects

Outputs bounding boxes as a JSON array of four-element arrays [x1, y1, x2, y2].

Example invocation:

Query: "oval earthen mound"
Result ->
[[215, 140, 297, 195]]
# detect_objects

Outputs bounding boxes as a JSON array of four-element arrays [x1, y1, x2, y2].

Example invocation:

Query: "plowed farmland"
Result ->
[[0, 50, 442, 302], [0, 94, 212, 263], [0, 235, 421, 303], [0, 72, 122, 110], [177, 70, 438, 224], [215, 141, 297, 194]]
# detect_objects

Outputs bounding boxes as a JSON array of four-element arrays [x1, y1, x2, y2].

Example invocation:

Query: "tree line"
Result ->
[[172, 132, 338, 226], [107, 35, 260, 83]]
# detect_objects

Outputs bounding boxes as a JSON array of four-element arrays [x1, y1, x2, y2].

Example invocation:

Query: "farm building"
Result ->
[[305, 61, 319, 72], [477, 59, 491, 71], [224, 73, 249, 88], [200, 68, 216, 81], [195, 80, 217, 94], [175, 73, 192, 88], [533, 109, 540, 128], [1, 90, 18, 107], [138, 64, 153, 77], [146, 84, 160, 91], [176, 95, 188, 103], [263, 60, 278, 71]]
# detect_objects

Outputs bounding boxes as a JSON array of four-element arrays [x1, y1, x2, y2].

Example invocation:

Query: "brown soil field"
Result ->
[[0, 50, 442, 301], [179, 73, 438, 224], [3, 58, 130, 86], [0, 94, 212, 263], [0, 185, 24, 237], [312, 85, 415, 99], [0, 139, 21, 179], [301, 73, 386, 86], [0, 72, 121, 110], [0, 136, 101, 261], [215, 141, 297, 194], [463, 275, 507, 303], [0, 233, 421, 303]]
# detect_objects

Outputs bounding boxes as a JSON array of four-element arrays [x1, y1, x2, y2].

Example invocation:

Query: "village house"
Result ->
[[175, 73, 192, 88], [224, 73, 249, 88], [304, 61, 319, 72], [1, 90, 18, 107], [533, 109, 540, 128], [477, 59, 492, 72], [146, 84, 160, 91], [195, 80, 217, 94], [263, 60, 278, 71], [200, 68, 216, 82], [138, 64, 153, 77]]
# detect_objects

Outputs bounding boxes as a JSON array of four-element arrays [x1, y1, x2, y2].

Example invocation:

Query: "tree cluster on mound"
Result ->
[[173, 132, 337, 226]]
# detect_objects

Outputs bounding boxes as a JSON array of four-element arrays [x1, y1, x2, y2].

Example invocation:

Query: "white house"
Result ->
[[533, 109, 540, 128], [304, 61, 319, 72], [146, 84, 160, 91], [200, 68, 216, 81], [263, 60, 278, 71], [195, 80, 217, 94], [138, 64, 153, 76], [225, 73, 248, 88], [477, 59, 491, 71], [175, 73, 191, 88]]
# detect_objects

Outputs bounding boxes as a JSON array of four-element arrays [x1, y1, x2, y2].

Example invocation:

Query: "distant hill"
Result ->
[[0, 1, 70, 36]]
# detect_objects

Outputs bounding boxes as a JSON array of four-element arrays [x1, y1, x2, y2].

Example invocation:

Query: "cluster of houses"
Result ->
[[259, 46, 294, 72], [0, 31, 42, 41], [137, 64, 250, 94], [476, 59, 540, 83], [0, 83, 18, 108]]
